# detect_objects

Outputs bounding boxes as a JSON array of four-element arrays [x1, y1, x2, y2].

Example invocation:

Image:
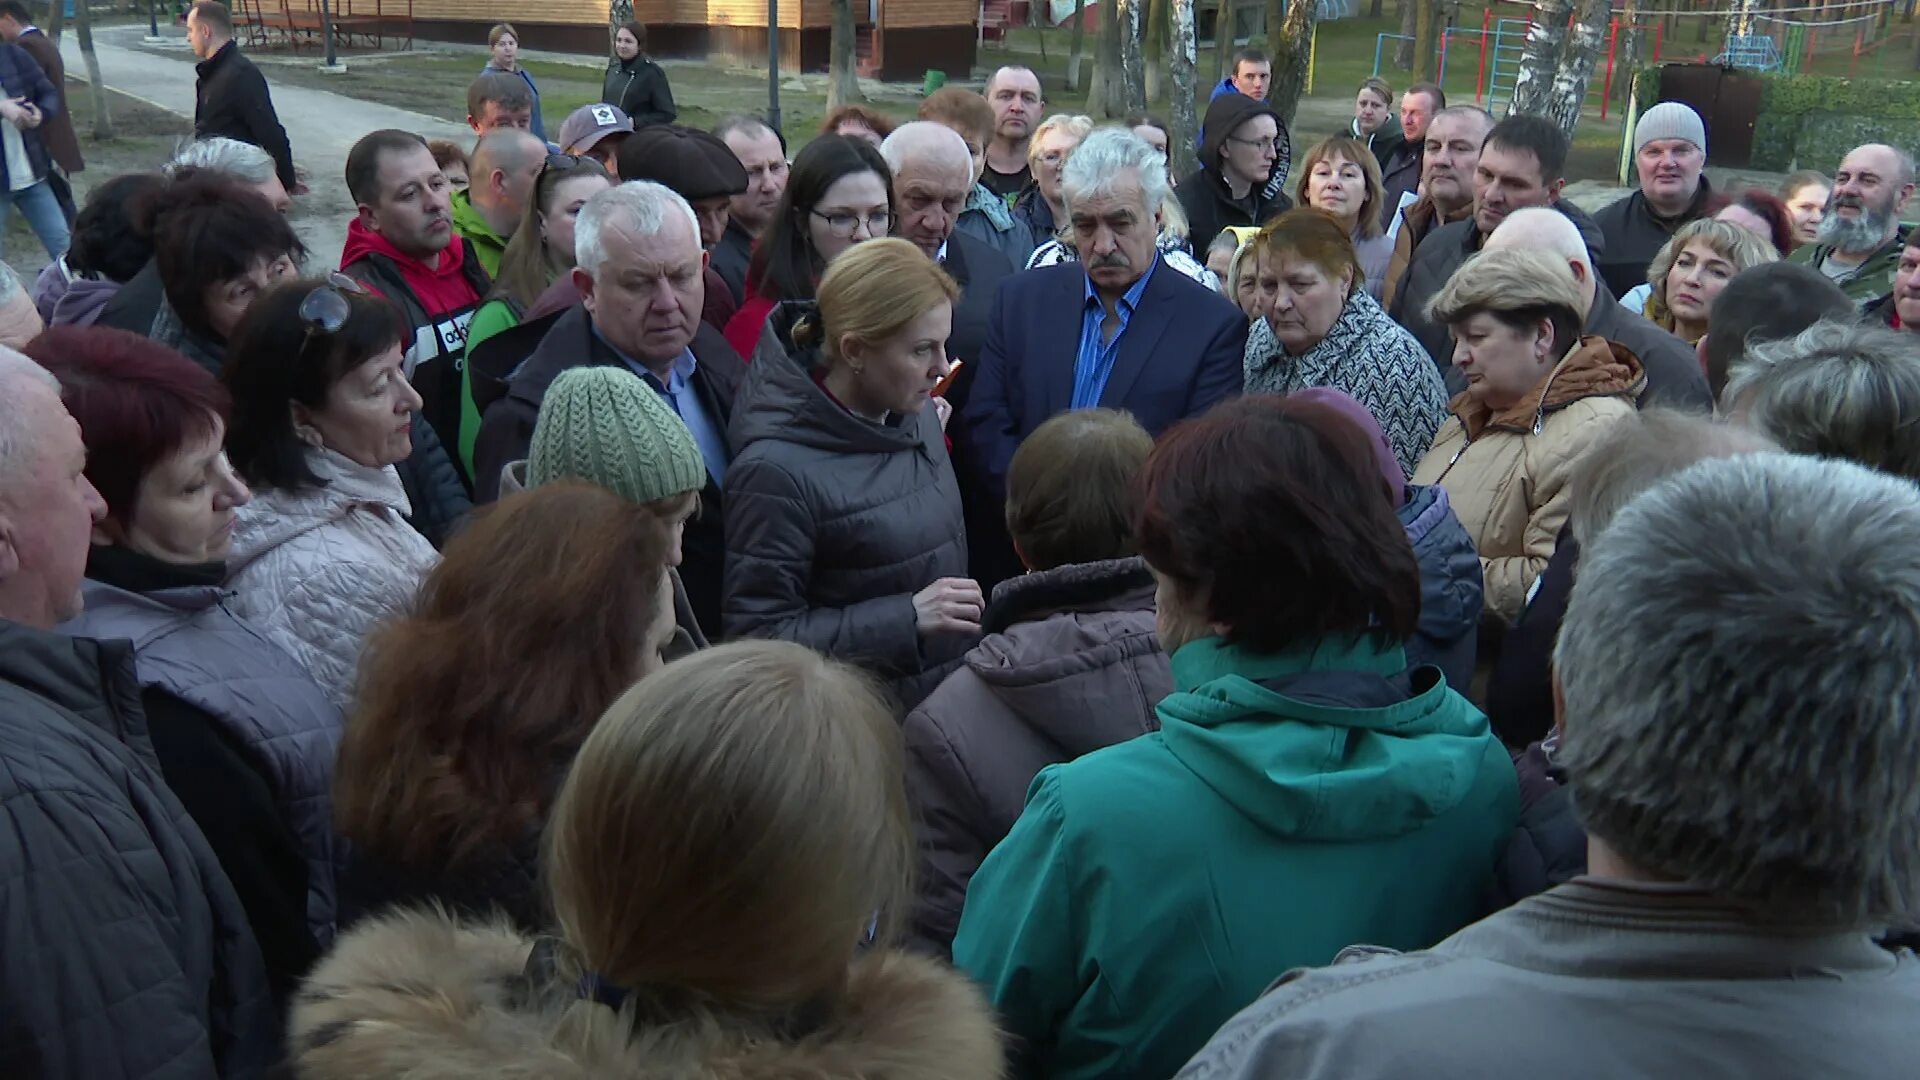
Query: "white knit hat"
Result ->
[[1633, 101, 1707, 156]]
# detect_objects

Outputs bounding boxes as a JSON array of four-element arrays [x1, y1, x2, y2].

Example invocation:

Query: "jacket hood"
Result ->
[[341, 218, 471, 285], [1200, 92, 1280, 171], [226, 449, 413, 581], [1399, 484, 1483, 648], [1453, 335, 1646, 438], [728, 301, 933, 456], [290, 909, 1004, 1079], [1155, 635, 1498, 840], [449, 189, 506, 250], [50, 275, 120, 327], [966, 558, 1164, 756], [967, 183, 1017, 232]]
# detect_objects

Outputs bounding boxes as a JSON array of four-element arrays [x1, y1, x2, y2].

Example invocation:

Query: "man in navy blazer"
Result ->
[[962, 128, 1247, 587]]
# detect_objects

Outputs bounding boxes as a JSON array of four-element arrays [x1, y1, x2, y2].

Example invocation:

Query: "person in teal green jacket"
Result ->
[[952, 394, 1519, 1080], [456, 155, 611, 477]]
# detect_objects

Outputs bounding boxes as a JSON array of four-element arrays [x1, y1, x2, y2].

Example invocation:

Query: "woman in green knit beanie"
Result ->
[[504, 364, 710, 654]]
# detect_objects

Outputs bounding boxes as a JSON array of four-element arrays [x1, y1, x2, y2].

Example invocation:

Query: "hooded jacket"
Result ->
[[903, 557, 1171, 958], [1179, 93, 1294, 251], [1412, 337, 1643, 624], [957, 182, 1037, 269], [1401, 483, 1483, 693], [1244, 288, 1449, 477], [723, 305, 971, 712], [1590, 175, 1714, 299], [224, 448, 441, 709], [953, 634, 1519, 1080], [32, 257, 119, 327], [289, 909, 1004, 1079], [1392, 199, 1608, 376], [0, 619, 278, 1078], [1350, 112, 1406, 170], [449, 188, 509, 278]]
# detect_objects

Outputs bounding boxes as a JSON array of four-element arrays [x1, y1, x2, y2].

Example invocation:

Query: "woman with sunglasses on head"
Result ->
[[722, 134, 896, 361], [457, 154, 612, 476], [220, 278, 441, 709]]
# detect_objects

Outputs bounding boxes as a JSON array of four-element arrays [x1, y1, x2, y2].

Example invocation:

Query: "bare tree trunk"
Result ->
[[1215, 0, 1235, 85], [1089, 0, 1124, 115], [1544, 0, 1608, 139], [1619, 0, 1643, 69], [1266, 0, 1284, 54], [1069, 0, 1088, 89], [1508, 0, 1572, 117], [1411, 0, 1439, 79], [42, 0, 64, 41], [74, 0, 113, 139], [1369, 0, 1384, 16], [1270, 0, 1316, 124], [1395, 0, 1417, 68], [1119, 0, 1148, 114], [828, 0, 862, 108], [1170, 0, 1200, 177], [1145, 0, 1169, 102]]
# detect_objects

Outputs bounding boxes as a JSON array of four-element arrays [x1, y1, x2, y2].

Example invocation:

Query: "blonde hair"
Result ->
[[545, 640, 913, 1013], [1644, 217, 1779, 333], [1026, 113, 1096, 170], [1294, 135, 1386, 240], [1427, 247, 1587, 355], [792, 238, 959, 368]]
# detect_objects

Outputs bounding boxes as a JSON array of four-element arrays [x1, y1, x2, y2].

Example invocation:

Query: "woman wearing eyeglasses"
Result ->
[[725, 239, 979, 713], [220, 279, 441, 709], [722, 134, 895, 361]]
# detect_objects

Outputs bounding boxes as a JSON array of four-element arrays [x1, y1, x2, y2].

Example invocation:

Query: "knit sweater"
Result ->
[[1244, 289, 1449, 476]]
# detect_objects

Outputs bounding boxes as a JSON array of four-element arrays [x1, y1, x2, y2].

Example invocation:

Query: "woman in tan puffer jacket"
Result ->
[[1413, 248, 1643, 624]]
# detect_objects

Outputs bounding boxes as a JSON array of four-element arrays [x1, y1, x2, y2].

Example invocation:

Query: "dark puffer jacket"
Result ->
[[0, 619, 277, 1078], [902, 558, 1171, 958], [724, 309, 972, 711], [1401, 483, 1482, 693]]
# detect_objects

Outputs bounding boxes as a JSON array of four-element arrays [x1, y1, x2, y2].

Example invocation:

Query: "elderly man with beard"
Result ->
[[1790, 143, 1914, 306]]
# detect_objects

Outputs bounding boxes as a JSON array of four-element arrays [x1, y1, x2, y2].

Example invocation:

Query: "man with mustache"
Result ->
[[1593, 102, 1713, 299], [964, 129, 1245, 587], [1791, 142, 1915, 307]]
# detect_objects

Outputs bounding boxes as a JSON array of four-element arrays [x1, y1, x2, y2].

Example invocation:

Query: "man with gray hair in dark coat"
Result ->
[[0, 348, 277, 1077], [1178, 450, 1920, 1080]]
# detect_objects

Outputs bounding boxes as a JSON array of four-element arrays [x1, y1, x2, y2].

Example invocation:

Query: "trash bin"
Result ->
[[923, 69, 947, 96]]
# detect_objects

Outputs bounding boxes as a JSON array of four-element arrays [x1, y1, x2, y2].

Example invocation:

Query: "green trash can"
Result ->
[[923, 69, 948, 96]]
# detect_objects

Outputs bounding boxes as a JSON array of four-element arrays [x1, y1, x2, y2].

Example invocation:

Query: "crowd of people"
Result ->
[[2, 4, 1920, 1074]]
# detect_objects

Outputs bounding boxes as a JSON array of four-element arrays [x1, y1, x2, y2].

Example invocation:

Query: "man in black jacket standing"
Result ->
[[0, 348, 277, 1077], [188, 1, 298, 195], [1178, 92, 1292, 253]]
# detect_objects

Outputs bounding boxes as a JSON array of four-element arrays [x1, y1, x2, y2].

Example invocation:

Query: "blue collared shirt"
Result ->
[[593, 327, 729, 489], [1071, 255, 1159, 410]]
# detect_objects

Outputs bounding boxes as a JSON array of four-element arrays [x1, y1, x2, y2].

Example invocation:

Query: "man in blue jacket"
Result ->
[[0, 33, 66, 261]]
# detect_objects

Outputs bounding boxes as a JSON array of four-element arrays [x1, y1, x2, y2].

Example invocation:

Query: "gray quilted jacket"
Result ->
[[723, 322, 972, 712], [0, 619, 276, 1078], [63, 579, 346, 948]]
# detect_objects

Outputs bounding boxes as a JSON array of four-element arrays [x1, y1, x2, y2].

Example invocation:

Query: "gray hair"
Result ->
[[1724, 319, 1920, 481], [0, 347, 59, 480], [1060, 128, 1170, 221], [1564, 409, 1774, 547], [878, 121, 972, 179], [166, 136, 276, 185], [573, 181, 701, 277], [1555, 451, 1920, 927]]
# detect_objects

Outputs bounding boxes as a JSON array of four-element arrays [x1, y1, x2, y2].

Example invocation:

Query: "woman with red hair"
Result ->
[[36, 325, 343, 1013]]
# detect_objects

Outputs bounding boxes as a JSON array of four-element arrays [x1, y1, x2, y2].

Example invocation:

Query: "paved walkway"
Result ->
[[62, 27, 473, 265]]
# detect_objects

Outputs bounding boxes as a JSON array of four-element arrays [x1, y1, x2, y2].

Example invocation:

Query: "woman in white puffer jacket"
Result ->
[[222, 277, 440, 708]]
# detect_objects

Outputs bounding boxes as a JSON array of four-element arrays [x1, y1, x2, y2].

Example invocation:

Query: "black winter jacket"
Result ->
[[1179, 93, 1294, 250], [1584, 288, 1714, 412], [193, 41, 295, 190], [724, 305, 972, 711], [474, 306, 745, 632], [1590, 177, 1715, 300], [602, 56, 676, 126], [0, 619, 278, 1078]]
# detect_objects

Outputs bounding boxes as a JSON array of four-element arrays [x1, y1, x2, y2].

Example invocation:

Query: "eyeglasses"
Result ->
[[543, 152, 585, 173], [1227, 135, 1280, 154], [299, 272, 368, 338], [809, 209, 894, 238]]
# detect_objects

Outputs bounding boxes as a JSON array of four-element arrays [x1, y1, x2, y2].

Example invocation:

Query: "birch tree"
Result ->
[[1542, 0, 1610, 138], [1507, 0, 1572, 116], [1145, 0, 1168, 104], [1269, 0, 1317, 124], [1088, 0, 1124, 115], [828, 0, 862, 108], [1119, 0, 1148, 114], [1170, 0, 1200, 178]]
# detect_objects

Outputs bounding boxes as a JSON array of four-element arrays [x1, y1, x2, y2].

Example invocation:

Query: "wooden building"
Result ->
[[407, 0, 979, 81]]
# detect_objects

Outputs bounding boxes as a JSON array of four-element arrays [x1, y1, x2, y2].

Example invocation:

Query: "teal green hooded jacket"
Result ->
[[952, 635, 1518, 1080]]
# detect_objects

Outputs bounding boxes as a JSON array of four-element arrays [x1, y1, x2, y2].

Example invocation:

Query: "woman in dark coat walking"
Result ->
[[601, 20, 675, 127], [724, 238, 980, 712], [903, 408, 1172, 958]]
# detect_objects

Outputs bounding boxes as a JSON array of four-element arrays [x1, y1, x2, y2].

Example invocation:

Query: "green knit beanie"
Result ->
[[526, 367, 707, 505]]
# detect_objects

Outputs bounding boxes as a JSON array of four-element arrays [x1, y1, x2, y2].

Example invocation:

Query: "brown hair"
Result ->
[[425, 138, 468, 174], [486, 22, 517, 47], [820, 104, 897, 142], [1357, 76, 1392, 106], [545, 640, 913, 1012], [918, 87, 995, 149], [616, 19, 647, 52], [1135, 395, 1420, 653], [1294, 135, 1386, 240], [335, 482, 672, 868], [1254, 207, 1362, 295], [188, 0, 232, 35], [1007, 408, 1154, 571], [790, 238, 959, 370]]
